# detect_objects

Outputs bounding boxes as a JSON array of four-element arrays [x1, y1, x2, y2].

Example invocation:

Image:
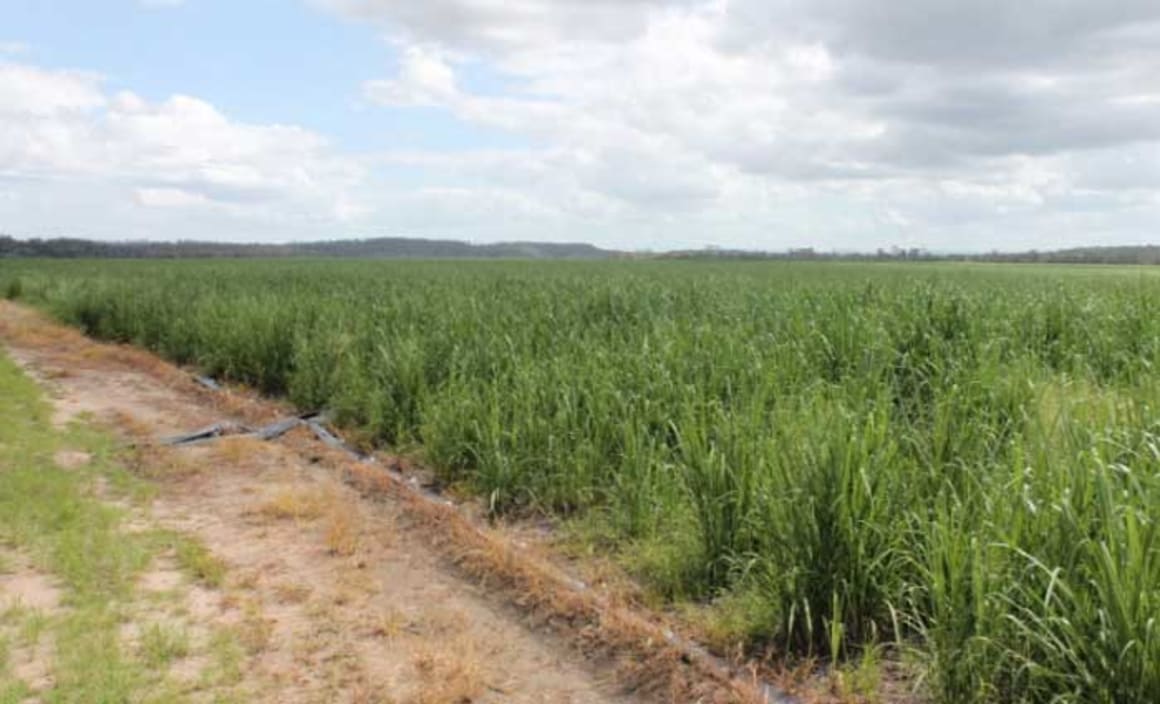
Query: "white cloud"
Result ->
[[363, 46, 459, 106], [0, 61, 367, 240], [0, 42, 29, 56], [330, 0, 1160, 250], [318, 0, 668, 50], [134, 187, 209, 208], [5, 2, 1160, 250], [0, 63, 104, 116]]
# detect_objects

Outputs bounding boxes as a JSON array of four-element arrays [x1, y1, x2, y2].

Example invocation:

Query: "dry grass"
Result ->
[[236, 601, 274, 655], [417, 607, 469, 638], [110, 410, 154, 440], [0, 302, 296, 441], [255, 484, 365, 557], [409, 637, 487, 704], [0, 303, 179, 384], [337, 460, 771, 704], [255, 487, 330, 522], [272, 582, 312, 604], [324, 499, 361, 557], [365, 607, 410, 640], [124, 442, 201, 482], [0, 302, 82, 348], [211, 436, 272, 466]]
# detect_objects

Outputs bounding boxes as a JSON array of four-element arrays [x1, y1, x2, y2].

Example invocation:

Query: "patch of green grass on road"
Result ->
[[0, 349, 239, 702]]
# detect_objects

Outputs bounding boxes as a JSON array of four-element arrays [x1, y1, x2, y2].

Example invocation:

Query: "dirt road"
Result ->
[[0, 302, 770, 704]]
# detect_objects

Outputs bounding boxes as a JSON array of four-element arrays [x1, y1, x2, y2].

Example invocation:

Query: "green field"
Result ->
[[3, 259, 1158, 703]]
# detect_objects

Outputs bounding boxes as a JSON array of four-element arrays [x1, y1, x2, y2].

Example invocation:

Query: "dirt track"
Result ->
[[0, 302, 642, 703], [0, 301, 780, 704]]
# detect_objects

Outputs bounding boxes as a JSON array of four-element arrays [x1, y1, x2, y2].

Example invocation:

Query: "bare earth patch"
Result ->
[[0, 553, 59, 696], [52, 449, 92, 470], [137, 557, 184, 593], [0, 561, 61, 613]]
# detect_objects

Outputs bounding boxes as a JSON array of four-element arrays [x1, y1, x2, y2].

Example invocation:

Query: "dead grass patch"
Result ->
[[124, 443, 201, 482], [0, 304, 81, 349], [236, 601, 274, 655], [409, 637, 487, 704], [365, 607, 410, 640], [325, 512, 359, 557], [211, 436, 272, 466], [255, 488, 329, 522], [109, 410, 154, 441], [324, 497, 362, 557], [417, 607, 468, 638], [273, 582, 312, 604], [0, 302, 289, 435], [339, 459, 770, 704]]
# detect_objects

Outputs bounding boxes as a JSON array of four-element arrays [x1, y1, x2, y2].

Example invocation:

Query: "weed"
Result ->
[[3, 277, 21, 301], [172, 536, 227, 588], [139, 622, 191, 668], [205, 628, 244, 686]]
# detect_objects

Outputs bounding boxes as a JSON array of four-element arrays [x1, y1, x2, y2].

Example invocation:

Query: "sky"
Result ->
[[1, 0, 1158, 252]]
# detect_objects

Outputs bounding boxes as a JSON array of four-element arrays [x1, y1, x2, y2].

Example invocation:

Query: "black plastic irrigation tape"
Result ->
[[160, 422, 246, 446], [194, 375, 222, 391], [252, 416, 304, 441], [162, 411, 346, 448], [166, 372, 795, 704]]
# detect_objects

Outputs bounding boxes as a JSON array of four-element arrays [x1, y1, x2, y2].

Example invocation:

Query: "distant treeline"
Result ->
[[968, 245, 1160, 265], [0, 235, 617, 260], [662, 245, 1160, 265], [1, 234, 1157, 264]]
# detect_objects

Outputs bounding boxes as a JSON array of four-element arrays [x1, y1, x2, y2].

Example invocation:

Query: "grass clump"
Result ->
[[138, 623, 191, 668], [170, 534, 227, 589], [256, 488, 329, 522]]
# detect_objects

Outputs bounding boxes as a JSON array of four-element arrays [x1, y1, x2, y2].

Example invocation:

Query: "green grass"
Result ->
[[3, 258, 1159, 703], [0, 348, 242, 702], [205, 628, 244, 687], [170, 534, 228, 589], [0, 349, 149, 700], [139, 623, 191, 669]]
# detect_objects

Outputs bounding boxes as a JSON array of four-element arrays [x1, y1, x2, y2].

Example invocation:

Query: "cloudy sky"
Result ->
[[1, 0, 1158, 251]]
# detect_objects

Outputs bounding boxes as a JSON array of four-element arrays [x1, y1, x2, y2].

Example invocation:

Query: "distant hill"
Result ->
[[1, 234, 1156, 264], [294, 237, 617, 259], [0, 235, 619, 260]]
